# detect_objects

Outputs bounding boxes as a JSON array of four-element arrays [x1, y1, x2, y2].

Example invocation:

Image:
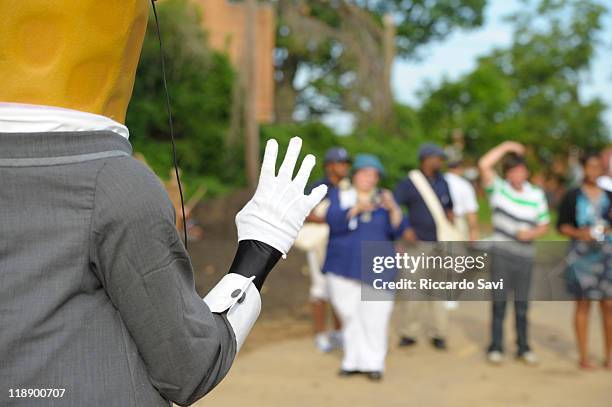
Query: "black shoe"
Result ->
[[338, 369, 359, 377], [399, 336, 417, 347], [367, 371, 383, 381], [431, 337, 447, 350]]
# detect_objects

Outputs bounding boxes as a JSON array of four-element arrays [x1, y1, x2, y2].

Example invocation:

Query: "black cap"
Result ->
[[418, 143, 447, 160], [324, 147, 351, 164]]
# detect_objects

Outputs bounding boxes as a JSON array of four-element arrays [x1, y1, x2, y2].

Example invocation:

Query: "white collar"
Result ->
[[0, 102, 129, 139]]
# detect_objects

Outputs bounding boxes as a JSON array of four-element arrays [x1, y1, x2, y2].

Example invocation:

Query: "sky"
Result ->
[[324, 0, 612, 134]]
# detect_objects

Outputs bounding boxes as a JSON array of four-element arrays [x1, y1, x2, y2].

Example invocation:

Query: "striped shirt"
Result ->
[[486, 176, 550, 254]]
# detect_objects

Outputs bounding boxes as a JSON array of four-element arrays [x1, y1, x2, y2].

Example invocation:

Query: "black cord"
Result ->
[[150, 0, 188, 249]]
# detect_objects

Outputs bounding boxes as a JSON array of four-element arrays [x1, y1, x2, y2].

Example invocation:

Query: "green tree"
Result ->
[[126, 0, 238, 191], [274, 0, 487, 127], [418, 0, 609, 163], [260, 103, 427, 189]]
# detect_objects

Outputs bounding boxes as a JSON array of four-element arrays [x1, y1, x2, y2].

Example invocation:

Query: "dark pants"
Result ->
[[488, 249, 533, 355]]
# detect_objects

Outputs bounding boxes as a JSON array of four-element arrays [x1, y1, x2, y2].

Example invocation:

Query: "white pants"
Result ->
[[327, 274, 394, 372], [307, 250, 329, 301]]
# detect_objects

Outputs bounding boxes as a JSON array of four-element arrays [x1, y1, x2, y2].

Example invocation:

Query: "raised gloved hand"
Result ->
[[208, 138, 326, 352], [236, 137, 328, 257]]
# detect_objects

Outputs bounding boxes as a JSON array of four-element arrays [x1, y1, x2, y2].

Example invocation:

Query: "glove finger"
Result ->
[[278, 137, 302, 181], [293, 154, 316, 192], [260, 139, 279, 182], [306, 184, 328, 211]]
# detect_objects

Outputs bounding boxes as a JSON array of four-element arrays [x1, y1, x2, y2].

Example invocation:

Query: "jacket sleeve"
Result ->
[[386, 212, 409, 241], [89, 157, 236, 406], [557, 188, 577, 230], [393, 179, 409, 208], [443, 180, 454, 212]]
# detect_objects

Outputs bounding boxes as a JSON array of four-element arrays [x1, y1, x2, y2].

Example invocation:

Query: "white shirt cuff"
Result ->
[[203, 273, 261, 352]]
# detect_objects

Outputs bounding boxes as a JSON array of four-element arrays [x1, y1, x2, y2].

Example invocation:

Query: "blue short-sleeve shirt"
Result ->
[[394, 171, 453, 241]]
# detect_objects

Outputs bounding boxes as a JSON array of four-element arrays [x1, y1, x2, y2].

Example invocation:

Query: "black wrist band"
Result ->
[[228, 240, 282, 291]]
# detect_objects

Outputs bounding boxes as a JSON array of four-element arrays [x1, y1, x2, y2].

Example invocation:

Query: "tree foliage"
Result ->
[[124, 0, 610, 198], [126, 0, 239, 192], [274, 0, 487, 125], [418, 0, 609, 164], [261, 103, 427, 188]]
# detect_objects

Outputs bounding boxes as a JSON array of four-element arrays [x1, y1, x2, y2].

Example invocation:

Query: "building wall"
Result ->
[[193, 0, 275, 123]]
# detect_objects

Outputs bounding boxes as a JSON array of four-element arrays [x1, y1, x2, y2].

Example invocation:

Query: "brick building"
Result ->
[[192, 0, 275, 123]]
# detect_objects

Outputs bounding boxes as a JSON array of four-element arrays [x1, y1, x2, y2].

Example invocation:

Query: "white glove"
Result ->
[[236, 137, 328, 256]]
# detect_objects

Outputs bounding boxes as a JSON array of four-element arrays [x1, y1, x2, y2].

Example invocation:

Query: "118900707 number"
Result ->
[[9, 388, 66, 398]]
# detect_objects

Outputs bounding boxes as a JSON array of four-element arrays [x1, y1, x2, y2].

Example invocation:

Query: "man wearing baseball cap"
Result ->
[[306, 147, 352, 198], [394, 142, 454, 350], [299, 147, 352, 353]]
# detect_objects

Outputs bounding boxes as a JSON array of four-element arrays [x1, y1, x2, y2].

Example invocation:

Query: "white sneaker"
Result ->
[[518, 351, 539, 366], [487, 351, 504, 365], [445, 301, 459, 310], [315, 333, 333, 353]]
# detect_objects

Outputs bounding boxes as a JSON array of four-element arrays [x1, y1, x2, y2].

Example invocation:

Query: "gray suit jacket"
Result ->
[[0, 131, 236, 406]]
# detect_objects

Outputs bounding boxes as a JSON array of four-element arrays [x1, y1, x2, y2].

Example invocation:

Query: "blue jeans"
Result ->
[[488, 249, 533, 355]]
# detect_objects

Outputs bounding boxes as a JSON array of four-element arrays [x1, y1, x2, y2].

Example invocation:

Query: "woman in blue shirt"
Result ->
[[323, 154, 406, 380]]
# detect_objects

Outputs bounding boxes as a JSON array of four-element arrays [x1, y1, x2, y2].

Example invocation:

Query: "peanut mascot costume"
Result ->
[[0, 1, 327, 406]]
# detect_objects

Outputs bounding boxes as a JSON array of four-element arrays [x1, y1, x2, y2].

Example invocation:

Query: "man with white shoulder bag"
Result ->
[[394, 143, 458, 351]]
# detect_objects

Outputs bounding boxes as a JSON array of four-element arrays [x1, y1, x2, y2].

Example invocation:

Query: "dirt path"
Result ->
[[190, 193, 612, 407], [196, 301, 610, 407], [185, 213, 610, 407]]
